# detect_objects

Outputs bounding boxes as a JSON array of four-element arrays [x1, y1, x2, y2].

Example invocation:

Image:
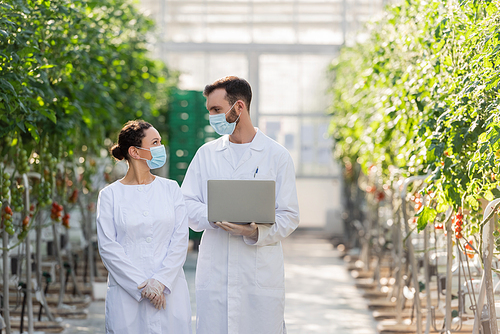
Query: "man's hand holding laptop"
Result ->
[[215, 221, 258, 242]]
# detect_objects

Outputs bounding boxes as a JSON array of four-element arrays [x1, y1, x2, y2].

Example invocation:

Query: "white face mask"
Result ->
[[209, 101, 240, 135]]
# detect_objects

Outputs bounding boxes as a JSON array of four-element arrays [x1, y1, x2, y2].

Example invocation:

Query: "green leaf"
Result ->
[[39, 109, 57, 124], [466, 195, 480, 211], [492, 188, 500, 198], [24, 122, 40, 143], [417, 207, 437, 232], [489, 131, 500, 146], [0, 79, 17, 96], [16, 121, 25, 132], [484, 190, 495, 202], [445, 183, 461, 207]]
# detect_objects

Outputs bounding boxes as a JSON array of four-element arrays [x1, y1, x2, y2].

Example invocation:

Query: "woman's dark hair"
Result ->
[[110, 120, 153, 161]]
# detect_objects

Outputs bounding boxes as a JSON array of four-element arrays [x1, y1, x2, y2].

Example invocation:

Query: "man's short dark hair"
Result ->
[[203, 76, 252, 111]]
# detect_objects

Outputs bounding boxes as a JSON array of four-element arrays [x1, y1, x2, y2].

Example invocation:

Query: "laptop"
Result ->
[[207, 179, 276, 224]]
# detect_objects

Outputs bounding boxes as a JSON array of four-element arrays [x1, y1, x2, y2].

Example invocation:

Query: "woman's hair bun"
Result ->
[[110, 144, 125, 160]]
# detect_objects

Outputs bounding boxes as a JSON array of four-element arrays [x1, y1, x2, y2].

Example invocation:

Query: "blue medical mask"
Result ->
[[209, 101, 240, 135], [135, 145, 166, 169]]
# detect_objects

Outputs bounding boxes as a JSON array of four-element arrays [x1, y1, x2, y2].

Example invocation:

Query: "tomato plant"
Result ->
[[0, 0, 179, 241], [328, 0, 500, 237]]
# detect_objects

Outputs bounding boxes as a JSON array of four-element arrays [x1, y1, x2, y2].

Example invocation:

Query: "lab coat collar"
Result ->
[[215, 127, 265, 152]]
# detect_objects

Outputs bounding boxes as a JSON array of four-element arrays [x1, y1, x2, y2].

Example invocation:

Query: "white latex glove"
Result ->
[[215, 222, 258, 242], [154, 292, 166, 310], [138, 279, 166, 309]]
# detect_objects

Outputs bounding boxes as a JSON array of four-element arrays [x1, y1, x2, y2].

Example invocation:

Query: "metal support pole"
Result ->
[[22, 173, 34, 333], [485, 214, 498, 334], [424, 224, 431, 334], [364, 214, 373, 273], [375, 199, 382, 287], [248, 51, 260, 127], [53, 222, 65, 308], [472, 199, 500, 334], [89, 226, 95, 285], [445, 213, 453, 332], [65, 228, 82, 298], [402, 197, 423, 334], [35, 211, 54, 321], [38, 275, 50, 321], [394, 201, 404, 324], [3, 229, 11, 334], [401, 175, 427, 334], [74, 165, 95, 289], [19, 283, 27, 334]]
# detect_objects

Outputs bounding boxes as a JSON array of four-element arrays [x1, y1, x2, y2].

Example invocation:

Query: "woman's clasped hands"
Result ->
[[138, 278, 167, 309]]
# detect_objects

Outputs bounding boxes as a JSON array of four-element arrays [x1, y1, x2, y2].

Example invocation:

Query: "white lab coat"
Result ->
[[181, 128, 300, 334], [96, 177, 192, 334]]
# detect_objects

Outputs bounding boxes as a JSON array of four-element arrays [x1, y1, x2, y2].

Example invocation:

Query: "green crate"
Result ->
[[169, 137, 197, 147], [168, 89, 220, 243]]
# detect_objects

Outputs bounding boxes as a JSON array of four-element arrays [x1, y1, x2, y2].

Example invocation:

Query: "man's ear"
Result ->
[[236, 100, 247, 113]]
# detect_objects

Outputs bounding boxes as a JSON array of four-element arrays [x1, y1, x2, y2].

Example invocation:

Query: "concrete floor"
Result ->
[[60, 228, 377, 334], [282, 229, 377, 334]]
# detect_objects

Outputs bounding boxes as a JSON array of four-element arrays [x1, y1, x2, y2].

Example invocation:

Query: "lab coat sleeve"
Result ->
[[152, 183, 189, 294], [96, 188, 148, 302], [244, 151, 300, 246], [181, 151, 217, 232]]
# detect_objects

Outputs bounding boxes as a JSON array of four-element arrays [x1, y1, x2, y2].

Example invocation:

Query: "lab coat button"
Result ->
[[143, 211, 149, 216], [146, 237, 152, 243], [138, 186, 143, 192]]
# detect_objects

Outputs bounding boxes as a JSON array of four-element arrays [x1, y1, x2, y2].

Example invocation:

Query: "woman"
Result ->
[[96, 120, 192, 333]]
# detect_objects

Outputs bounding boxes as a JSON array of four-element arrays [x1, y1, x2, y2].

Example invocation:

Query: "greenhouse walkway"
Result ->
[[61, 228, 377, 334]]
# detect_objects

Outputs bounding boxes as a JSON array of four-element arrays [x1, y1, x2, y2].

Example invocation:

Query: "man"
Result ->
[[181, 76, 300, 334]]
